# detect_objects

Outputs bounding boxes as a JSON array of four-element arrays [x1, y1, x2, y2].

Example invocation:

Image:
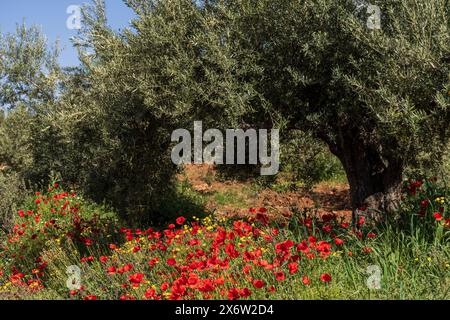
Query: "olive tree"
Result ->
[[0, 23, 60, 111], [116, 0, 449, 215], [194, 0, 449, 215], [0, 23, 61, 174]]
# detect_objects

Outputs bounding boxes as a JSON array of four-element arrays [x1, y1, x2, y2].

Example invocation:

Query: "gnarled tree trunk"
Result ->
[[327, 128, 403, 224]]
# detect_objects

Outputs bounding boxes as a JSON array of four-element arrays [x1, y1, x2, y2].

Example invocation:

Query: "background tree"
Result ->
[[0, 23, 60, 111], [0, 23, 61, 174], [0, 24, 61, 228], [53, 0, 184, 223]]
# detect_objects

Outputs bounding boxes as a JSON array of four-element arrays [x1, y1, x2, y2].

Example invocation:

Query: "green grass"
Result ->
[[213, 189, 251, 208], [15, 215, 450, 300], [0, 179, 449, 300]]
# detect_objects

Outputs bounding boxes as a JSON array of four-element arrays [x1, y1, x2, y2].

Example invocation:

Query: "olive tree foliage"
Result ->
[[0, 24, 62, 177], [47, 0, 184, 222], [88, 0, 448, 215], [119, 0, 449, 215], [76, 0, 449, 216], [0, 23, 60, 111], [0, 24, 61, 227], [0, 3, 200, 224], [197, 0, 449, 214]]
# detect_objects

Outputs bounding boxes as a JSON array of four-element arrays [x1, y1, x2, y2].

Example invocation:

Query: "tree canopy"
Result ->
[[84, 0, 448, 213], [1, 0, 449, 221]]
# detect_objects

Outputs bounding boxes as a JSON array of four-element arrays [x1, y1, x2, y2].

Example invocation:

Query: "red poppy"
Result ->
[[123, 263, 133, 272], [275, 271, 285, 281], [144, 288, 156, 299], [444, 219, 450, 227], [69, 290, 78, 296], [334, 238, 344, 245], [228, 288, 240, 300], [225, 243, 240, 259], [132, 246, 141, 253], [167, 258, 177, 266], [176, 216, 186, 225], [433, 212, 443, 221], [128, 273, 145, 284], [302, 276, 311, 285], [160, 282, 170, 291], [321, 213, 336, 223], [358, 216, 365, 226], [256, 213, 269, 225], [320, 273, 332, 283], [148, 258, 159, 267], [316, 241, 331, 256], [107, 266, 116, 275], [288, 262, 298, 275], [297, 241, 309, 253], [253, 279, 266, 289], [363, 247, 373, 253], [240, 288, 252, 297]]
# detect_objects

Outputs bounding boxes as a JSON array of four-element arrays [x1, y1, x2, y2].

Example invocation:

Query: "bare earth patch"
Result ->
[[179, 164, 352, 222]]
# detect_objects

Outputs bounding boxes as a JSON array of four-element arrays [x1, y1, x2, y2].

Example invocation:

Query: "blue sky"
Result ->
[[0, 0, 136, 67]]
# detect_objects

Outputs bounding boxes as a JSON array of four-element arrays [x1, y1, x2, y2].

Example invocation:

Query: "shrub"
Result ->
[[216, 130, 346, 192], [0, 107, 34, 175], [277, 131, 346, 191], [0, 21, 180, 224], [0, 171, 30, 232], [0, 183, 119, 282]]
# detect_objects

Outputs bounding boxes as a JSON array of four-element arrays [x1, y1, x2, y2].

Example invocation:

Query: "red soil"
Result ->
[[179, 164, 352, 222]]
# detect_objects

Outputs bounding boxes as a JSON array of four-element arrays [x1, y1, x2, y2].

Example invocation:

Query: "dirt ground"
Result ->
[[179, 164, 352, 222]]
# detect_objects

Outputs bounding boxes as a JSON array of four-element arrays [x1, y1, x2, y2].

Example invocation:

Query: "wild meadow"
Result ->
[[0, 0, 449, 301], [0, 176, 448, 300]]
